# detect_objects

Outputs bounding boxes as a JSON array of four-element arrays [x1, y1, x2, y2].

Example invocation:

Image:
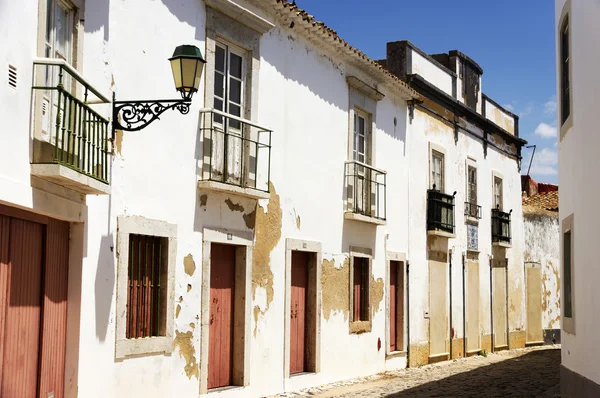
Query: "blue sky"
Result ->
[[295, 0, 558, 183]]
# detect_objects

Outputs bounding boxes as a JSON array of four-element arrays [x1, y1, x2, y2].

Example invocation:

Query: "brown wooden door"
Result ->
[[209, 243, 236, 389], [389, 261, 398, 352], [290, 251, 309, 374], [0, 217, 44, 398]]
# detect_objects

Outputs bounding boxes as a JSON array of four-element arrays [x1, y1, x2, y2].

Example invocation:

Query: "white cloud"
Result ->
[[503, 104, 515, 111], [523, 147, 558, 176], [534, 122, 557, 139], [544, 96, 557, 115]]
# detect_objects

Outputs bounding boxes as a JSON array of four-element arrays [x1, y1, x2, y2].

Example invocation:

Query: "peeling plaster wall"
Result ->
[[523, 210, 560, 331], [407, 106, 526, 355]]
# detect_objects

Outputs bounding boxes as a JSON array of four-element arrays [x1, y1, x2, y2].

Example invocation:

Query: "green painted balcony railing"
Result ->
[[32, 59, 111, 185]]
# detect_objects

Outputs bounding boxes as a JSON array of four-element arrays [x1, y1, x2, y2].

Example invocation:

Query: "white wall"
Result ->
[[485, 99, 515, 136], [556, 0, 600, 386], [407, 107, 525, 348], [410, 50, 454, 96]]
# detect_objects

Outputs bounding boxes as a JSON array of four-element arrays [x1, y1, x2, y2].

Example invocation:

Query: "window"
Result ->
[[353, 110, 370, 165], [214, 41, 245, 126], [563, 230, 572, 318], [493, 176, 503, 210], [44, 0, 74, 87], [126, 234, 168, 339], [115, 216, 176, 358], [467, 166, 477, 205], [431, 150, 444, 191], [353, 257, 370, 322], [560, 17, 570, 125]]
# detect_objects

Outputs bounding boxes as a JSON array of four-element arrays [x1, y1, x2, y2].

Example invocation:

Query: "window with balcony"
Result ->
[[344, 79, 386, 224], [428, 147, 454, 235], [32, 0, 111, 195], [464, 165, 481, 220], [200, 10, 272, 198], [491, 174, 511, 244]]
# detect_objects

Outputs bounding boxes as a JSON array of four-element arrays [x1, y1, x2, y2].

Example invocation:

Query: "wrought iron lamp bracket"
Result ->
[[112, 93, 191, 136]]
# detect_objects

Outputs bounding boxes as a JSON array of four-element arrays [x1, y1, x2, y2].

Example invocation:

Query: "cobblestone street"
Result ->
[[271, 346, 560, 397]]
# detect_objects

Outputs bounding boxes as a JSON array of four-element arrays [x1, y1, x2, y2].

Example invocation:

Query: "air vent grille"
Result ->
[[8, 65, 17, 89]]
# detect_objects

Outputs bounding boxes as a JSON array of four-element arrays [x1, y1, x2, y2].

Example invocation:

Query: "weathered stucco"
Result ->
[[251, 183, 282, 326], [173, 330, 198, 379], [225, 198, 245, 213], [183, 254, 196, 277], [523, 209, 560, 330], [321, 258, 350, 321]]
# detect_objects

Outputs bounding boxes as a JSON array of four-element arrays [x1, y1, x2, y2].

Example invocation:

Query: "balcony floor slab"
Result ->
[[198, 180, 270, 200], [31, 163, 110, 195]]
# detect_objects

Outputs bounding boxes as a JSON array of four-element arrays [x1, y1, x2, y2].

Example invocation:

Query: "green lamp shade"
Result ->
[[169, 45, 206, 100]]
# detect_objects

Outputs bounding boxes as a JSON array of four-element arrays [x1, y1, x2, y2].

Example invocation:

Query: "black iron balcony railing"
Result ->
[[491, 207, 512, 243], [464, 202, 482, 219], [32, 58, 111, 184], [199, 109, 272, 193], [345, 160, 387, 220], [427, 187, 456, 234]]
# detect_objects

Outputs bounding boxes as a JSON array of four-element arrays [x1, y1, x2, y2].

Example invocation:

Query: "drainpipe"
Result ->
[[449, 249, 453, 359], [490, 256, 494, 353], [406, 260, 410, 368], [505, 258, 510, 350], [462, 252, 467, 357]]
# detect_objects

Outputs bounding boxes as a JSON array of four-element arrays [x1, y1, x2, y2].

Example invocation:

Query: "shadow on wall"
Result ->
[[95, 233, 115, 342], [387, 349, 560, 397], [158, 0, 205, 41], [84, 0, 110, 41], [341, 218, 377, 255]]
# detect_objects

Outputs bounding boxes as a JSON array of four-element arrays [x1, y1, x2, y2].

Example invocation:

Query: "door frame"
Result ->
[[385, 251, 406, 358], [200, 227, 252, 395], [283, 238, 322, 381]]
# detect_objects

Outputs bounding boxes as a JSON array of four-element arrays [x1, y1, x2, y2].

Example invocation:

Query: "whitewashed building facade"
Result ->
[[0, 0, 527, 397], [555, 0, 600, 396]]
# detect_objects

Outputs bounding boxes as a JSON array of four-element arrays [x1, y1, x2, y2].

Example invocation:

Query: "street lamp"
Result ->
[[112, 45, 206, 134]]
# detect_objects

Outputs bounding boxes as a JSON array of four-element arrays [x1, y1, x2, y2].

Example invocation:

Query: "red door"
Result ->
[[0, 216, 44, 398], [389, 261, 398, 352], [290, 251, 309, 374], [209, 243, 236, 389]]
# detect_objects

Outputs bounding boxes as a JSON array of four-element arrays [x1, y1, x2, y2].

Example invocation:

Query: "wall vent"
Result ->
[[8, 64, 17, 89]]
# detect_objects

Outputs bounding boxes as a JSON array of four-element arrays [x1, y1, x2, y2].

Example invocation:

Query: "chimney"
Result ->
[[386, 41, 410, 80]]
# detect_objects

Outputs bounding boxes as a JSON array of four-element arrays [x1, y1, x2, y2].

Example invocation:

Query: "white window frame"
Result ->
[[429, 143, 445, 191], [562, 214, 575, 335], [353, 108, 371, 166], [493, 173, 503, 210], [214, 39, 247, 121], [115, 216, 177, 359]]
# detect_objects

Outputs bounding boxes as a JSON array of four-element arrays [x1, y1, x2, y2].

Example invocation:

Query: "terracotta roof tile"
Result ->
[[523, 190, 559, 212]]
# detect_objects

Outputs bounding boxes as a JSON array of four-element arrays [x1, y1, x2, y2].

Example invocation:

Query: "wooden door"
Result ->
[[466, 260, 480, 353], [493, 265, 508, 348], [389, 261, 398, 352], [290, 251, 309, 374], [1, 217, 44, 398], [209, 243, 236, 389], [526, 263, 543, 343]]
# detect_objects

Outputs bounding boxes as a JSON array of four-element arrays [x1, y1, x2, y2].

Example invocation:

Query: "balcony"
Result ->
[[344, 160, 386, 225], [464, 202, 482, 221], [491, 207, 512, 246], [427, 188, 456, 237], [31, 58, 111, 195], [198, 109, 272, 199]]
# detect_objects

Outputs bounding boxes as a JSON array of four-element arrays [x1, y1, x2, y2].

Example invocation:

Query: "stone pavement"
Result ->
[[271, 346, 560, 397]]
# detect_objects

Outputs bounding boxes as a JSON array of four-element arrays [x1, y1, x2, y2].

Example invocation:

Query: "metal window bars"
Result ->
[[199, 109, 272, 193], [427, 186, 456, 234], [32, 58, 111, 184], [491, 207, 512, 243], [345, 160, 387, 221], [127, 234, 167, 339]]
